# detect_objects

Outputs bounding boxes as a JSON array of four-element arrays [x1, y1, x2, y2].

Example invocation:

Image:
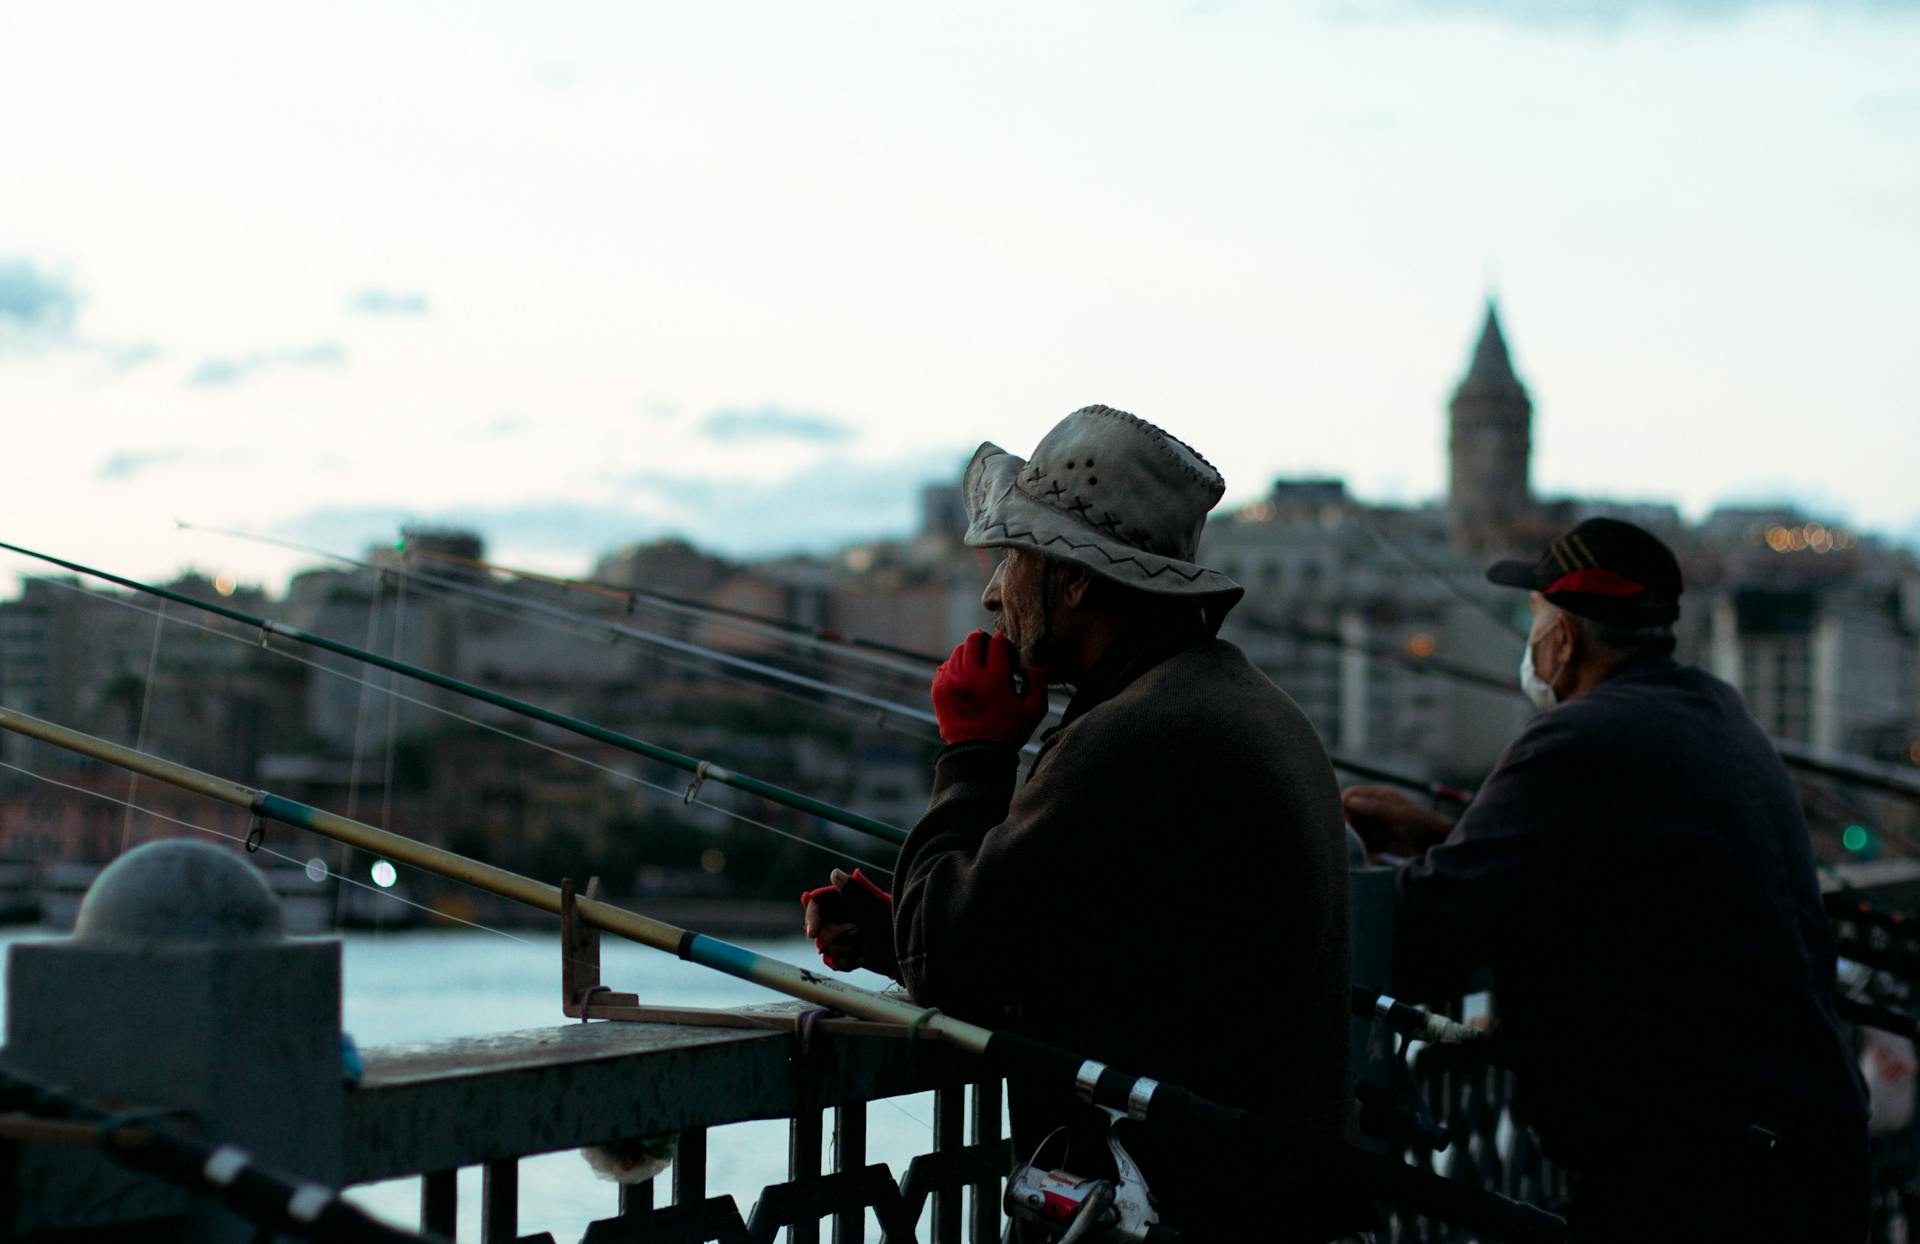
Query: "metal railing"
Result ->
[[341, 1008, 1012, 1244]]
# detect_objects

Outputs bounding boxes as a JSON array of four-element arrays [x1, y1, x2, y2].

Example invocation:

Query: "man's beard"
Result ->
[[1014, 559, 1071, 678]]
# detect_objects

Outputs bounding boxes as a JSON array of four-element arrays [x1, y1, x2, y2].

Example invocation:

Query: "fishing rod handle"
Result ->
[[1350, 986, 1487, 1047]]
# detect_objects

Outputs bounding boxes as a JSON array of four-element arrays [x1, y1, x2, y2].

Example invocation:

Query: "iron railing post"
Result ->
[[481, 1158, 517, 1243], [970, 1080, 1003, 1243], [932, 1085, 966, 1244], [832, 1102, 868, 1244], [421, 1168, 457, 1238]]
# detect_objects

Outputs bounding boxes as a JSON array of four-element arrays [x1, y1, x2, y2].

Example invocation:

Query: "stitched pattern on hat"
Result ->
[[974, 519, 1215, 583], [1071, 404, 1224, 495]]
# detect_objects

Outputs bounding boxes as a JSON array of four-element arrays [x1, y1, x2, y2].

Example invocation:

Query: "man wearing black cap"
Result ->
[[1344, 518, 1870, 1241]]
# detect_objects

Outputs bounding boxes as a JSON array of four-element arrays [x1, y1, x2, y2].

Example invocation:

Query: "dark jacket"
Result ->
[[1395, 654, 1868, 1167], [893, 632, 1355, 1237]]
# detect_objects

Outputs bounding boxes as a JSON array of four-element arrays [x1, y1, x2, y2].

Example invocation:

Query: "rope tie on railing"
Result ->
[[576, 984, 612, 1022], [683, 760, 716, 805], [791, 1007, 831, 1061], [905, 1007, 942, 1043]]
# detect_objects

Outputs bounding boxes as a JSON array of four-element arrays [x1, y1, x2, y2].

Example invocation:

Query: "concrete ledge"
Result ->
[[342, 1008, 975, 1185]]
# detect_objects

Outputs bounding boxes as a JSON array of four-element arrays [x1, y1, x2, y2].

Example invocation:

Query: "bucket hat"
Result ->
[[961, 405, 1244, 612]]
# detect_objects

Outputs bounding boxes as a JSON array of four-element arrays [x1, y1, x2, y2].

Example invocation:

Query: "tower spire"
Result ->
[[1462, 299, 1524, 394], [1447, 297, 1534, 554]]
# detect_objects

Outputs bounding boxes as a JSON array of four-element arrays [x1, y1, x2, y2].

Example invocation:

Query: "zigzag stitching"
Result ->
[[976, 520, 1211, 582]]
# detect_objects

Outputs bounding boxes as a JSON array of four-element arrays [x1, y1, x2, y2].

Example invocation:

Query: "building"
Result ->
[[1447, 301, 1536, 557]]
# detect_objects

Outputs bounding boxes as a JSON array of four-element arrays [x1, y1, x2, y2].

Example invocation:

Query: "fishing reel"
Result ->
[[1004, 1111, 1160, 1244]]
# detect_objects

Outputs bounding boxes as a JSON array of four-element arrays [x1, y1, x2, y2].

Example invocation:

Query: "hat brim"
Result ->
[[1485, 559, 1543, 591], [960, 443, 1244, 604]]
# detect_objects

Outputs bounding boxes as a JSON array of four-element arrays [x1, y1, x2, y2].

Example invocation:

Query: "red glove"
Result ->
[[931, 630, 1049, 747], [799, 868, 896, 976]]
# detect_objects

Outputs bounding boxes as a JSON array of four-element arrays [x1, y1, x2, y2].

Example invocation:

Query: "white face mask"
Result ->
[[1519, 628, 1559, 711]]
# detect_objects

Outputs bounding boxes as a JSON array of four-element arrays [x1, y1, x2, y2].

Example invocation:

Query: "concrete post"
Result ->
[[4, 838, 342, 1242]]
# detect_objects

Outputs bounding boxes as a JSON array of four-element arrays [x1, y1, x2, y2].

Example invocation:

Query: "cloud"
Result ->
[[272, 448, 971, 565], [618, 447, 971, 551], [93, 342, 161, 373], [97, 448, 248, 482], [0, 258, 158, 375], [350, 289, 430, 315], [0, 259, 79, 340], [188, 342, 346, 387], [697, 406, 857, 446], [274, 502, 657, 561]]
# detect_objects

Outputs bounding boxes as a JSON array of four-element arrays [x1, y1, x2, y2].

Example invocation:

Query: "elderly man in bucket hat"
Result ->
[[1343, 518, 1869, 1241], [803, 405, 1363, 1241]]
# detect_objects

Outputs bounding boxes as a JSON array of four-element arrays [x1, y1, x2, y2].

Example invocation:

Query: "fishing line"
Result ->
[[0, 540, 919, 847], [375, 578, 408, 938], [0, 749, 970, 1236], [0, 752, 882, 1005], [12, 747, 999, 1201], [217, 545, 948, 752], [120, 602, 167, 854], [16, 575, 897, 876], [176, 524, 949, 732], [179, 521, 943, 681], [338, 577, 388, 925], [343, 576, 386, 824], [0, 755, 710, 996], [177, 522, 1918, 800], [0, 758, 538, 946], [1351, 511, 1527, 640], [1798, 774, 1920, 859], [353, 565, 946, 746]]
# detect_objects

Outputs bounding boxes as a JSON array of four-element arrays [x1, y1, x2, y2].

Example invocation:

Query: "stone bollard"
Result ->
[[4, 838, 343, 1242]]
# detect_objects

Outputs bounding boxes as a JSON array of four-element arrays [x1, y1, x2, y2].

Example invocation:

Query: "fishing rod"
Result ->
[[173, 525, 956, 740], [171, 528, 1469, 806], [1309, 524, 1920, 807], [398, 537, 948, 669], [0, 539, 909, 847], [1239, 616, 1521, 698], [0, 1064, 439, 1244], [404, 524, 1920, 807], [380, 547, 1472, 803], [179, 519, 940, 675], [0, 704, 1566, 1241], [1777, 738, 1920, 804]]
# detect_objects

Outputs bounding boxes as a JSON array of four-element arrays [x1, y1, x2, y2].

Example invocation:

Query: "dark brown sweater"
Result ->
[[893, 633, 1354, 1237]]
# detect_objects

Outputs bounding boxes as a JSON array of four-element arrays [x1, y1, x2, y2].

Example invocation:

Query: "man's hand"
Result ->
[[931, 630, 1049, 748], [1341, 785, 1454, 860], [799, 868, 899, 979]]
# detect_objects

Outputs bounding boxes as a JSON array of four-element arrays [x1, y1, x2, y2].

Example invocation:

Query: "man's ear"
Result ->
[[1554, 611, 1582, 664], [1059, 565, 1100, 609]]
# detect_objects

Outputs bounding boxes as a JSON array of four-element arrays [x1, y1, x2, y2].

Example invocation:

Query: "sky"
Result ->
[[2, 0, 1916, 593]]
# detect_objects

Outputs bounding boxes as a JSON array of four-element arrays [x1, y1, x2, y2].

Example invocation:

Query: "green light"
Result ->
[[1843, 824, 1871, 852]]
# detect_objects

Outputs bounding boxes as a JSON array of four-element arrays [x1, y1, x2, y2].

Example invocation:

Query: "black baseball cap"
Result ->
[[1486, 517, 1683, 627]]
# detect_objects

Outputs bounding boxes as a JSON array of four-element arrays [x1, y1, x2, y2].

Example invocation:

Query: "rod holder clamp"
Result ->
[[576, 984, 612, 1022]]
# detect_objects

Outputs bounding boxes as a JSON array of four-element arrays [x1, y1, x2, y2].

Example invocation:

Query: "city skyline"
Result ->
[[4, 2, 1916, 594]]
